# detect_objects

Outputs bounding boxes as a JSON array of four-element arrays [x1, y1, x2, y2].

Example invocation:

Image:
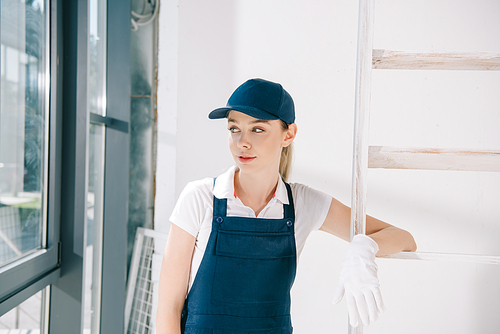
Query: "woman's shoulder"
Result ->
[[177, 177, 215, 205], [170, 177, 215, 235], [288, 181, 332, 205], [288, 181, 317, 195]]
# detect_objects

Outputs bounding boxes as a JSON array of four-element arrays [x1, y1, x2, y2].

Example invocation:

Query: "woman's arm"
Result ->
[[319, 198, 417, 256], [156, 224, 197, 334]]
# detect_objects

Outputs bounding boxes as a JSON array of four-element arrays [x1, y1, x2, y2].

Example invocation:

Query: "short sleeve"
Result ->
[[291, 183, 332, 231], [169, 178, 214, 238]]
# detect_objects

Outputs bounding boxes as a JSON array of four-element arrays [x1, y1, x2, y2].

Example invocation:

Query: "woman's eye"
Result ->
[[253, 128, 264, 133], [228, 127, 239, 133]]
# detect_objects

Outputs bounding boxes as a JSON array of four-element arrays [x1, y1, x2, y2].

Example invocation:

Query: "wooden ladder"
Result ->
[[350, 1, 500, 332]]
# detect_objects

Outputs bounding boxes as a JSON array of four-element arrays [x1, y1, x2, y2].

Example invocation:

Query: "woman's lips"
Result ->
[[238, 155, 256, 163]]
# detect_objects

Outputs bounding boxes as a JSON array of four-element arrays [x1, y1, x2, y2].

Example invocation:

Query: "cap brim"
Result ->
[[208, 106, 280, 121], [208, 107, 232, 119]]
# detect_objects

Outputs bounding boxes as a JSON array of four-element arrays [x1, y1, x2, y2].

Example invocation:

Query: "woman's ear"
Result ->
[[282, 123, 297, 147]]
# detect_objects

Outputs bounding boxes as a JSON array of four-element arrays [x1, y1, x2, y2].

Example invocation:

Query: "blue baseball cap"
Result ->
[[208, 78, 295, 124]]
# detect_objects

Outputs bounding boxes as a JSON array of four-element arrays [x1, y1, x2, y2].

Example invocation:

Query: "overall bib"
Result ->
[[182, 181, 297, 334]]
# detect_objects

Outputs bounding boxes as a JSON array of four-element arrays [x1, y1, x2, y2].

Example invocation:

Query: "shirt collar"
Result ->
[[274, 174, 289, 205], [213, 165, 290, 205], [213, 166, 237, 199]]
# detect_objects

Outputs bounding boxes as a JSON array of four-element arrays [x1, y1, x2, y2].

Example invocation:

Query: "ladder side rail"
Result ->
[[350, 0, 375, 333], [351, 0, 375, 239]]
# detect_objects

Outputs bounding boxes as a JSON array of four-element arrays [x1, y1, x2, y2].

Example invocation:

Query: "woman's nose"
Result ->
[[237, 133, 251, 149]]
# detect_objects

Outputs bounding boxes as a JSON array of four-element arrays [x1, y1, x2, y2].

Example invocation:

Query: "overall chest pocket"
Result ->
[[211, 230, 296, 306]]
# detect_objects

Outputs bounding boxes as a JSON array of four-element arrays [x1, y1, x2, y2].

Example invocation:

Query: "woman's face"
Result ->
[[227, 110, 295, 175]]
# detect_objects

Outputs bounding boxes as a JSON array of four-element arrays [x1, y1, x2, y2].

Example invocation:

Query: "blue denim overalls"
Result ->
[[181, 181, 297, 333]]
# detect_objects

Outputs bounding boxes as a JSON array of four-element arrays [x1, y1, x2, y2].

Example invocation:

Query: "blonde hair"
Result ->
[[279, 120, 294, 182]]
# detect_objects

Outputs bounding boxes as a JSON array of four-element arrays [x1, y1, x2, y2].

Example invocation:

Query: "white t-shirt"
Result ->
[[170, 166, 332, 291]]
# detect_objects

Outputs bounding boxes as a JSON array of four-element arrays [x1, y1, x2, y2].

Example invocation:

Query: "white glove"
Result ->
[[332, 234, 385, 327]]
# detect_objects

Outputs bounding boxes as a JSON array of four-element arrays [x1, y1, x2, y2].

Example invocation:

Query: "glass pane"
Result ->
[[0, 287, 49, 332], [83, 0, 107, 331], [0, 0, 48, 266], [84, 124, 105, 334], [89, 0, 107, 116]]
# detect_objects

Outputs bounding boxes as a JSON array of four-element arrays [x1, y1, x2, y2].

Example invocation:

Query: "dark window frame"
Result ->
[[1, 0, 130, 333], [0, 0, 61, 316], [48, 0, 131, 332]]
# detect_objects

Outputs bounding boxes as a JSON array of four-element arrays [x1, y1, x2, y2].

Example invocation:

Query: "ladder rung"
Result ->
[[368, 146, 500, 172], [379, 251, 500, 265], [372, 49, 500, 70]]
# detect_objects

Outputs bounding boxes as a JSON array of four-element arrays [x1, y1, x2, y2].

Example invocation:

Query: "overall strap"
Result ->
[[212, 177, 227, 218], [283, 182, 295, 220]]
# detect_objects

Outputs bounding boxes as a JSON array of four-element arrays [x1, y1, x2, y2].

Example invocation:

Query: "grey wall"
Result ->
[[156, 1, 500, 333]]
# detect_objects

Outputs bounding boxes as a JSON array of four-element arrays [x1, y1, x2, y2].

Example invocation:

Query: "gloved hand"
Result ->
[[332, 234, 385, 327]]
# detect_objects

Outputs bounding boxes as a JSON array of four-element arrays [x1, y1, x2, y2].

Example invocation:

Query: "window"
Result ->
[[48, 0, 131, 332], [0, 0, 59, 317], [0, 0, 48, 268], [0, 287, 49, 332], [1, 1, 131, 332]]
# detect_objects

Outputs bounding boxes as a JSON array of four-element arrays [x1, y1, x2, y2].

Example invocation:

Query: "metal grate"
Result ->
[[125, 228, 168, 334]]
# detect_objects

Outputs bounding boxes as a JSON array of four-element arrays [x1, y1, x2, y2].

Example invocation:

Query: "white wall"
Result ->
[[155, 1, 500, 333]]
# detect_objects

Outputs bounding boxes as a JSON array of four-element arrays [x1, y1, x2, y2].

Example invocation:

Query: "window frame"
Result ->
[[47, 0, 131, 332], [0, 1, 131, 332], [0, 0, 61, 316]]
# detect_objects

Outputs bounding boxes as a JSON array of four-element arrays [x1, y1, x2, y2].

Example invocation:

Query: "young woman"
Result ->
[[157, 78, 417, 334]]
